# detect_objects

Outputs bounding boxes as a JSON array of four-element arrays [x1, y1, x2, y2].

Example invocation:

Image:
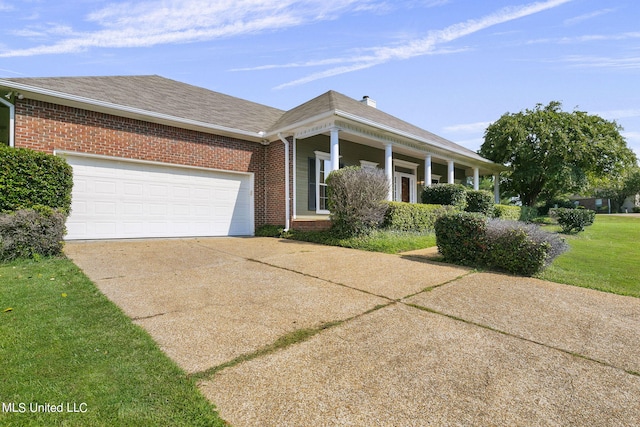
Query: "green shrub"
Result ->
[[421, 184, 467, 209], [633, 206, 640, 213], [434, 214, 568, 275], [538, 198, 575, 216], [383, 202, 459, 232], [519, 206, 539, 222], [550, 208, 596, 234], [255, 224, 284, 237], [0, 146, 73, 214], [484, 220, 568, 275], [434, 212, 487, 265], [0, 207, 67, 260], [326, 166, 389, 236], [492, 204, 521, 220], [464, 190, 494, 215]]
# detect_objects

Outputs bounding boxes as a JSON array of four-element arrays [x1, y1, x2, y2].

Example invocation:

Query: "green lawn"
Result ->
[[537, 215, 640, 297], [0, 257, 226, 426], [285, 229, 437, 254]]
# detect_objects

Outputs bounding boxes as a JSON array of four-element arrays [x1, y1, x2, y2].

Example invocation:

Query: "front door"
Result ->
[[401, 176, 410, 203], [394, 172, 416, 203]]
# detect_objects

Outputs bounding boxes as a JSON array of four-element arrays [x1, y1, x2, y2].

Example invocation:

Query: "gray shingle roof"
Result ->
[[3, 75, 492, 164], [270, 90, 488, 162], [4, 75, 284, 134]]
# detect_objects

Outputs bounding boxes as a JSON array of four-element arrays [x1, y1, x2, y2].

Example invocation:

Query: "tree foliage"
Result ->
[[593, 167, 640, 212], [480, 101, 637, 207]]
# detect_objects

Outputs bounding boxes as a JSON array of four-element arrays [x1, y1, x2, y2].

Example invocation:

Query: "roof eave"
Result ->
[[0, 79, 265, 142]]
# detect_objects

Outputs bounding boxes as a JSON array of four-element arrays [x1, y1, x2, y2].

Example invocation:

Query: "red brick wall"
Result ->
[[263, 137, 294, 226], [13, 99, 288, 229]]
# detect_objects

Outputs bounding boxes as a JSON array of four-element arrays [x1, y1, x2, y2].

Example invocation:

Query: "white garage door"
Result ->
[[62, 154, 254, 240]]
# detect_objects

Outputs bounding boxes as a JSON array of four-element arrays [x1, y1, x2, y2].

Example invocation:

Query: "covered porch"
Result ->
[[292, 121, 501, 222]]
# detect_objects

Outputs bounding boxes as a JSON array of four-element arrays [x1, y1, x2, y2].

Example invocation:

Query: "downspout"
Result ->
[[277, 133, 290, 232], [0, 95, 15, 148]]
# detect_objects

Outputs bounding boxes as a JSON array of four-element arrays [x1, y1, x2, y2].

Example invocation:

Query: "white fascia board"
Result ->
[[0, 79, 265, 142]]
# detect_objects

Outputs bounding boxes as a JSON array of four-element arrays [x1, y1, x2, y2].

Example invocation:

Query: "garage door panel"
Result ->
[[64, 155, 253, 239]]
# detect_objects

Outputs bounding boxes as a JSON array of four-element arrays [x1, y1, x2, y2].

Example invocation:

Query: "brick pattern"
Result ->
[[290, 219, 332, 231], [13, 99, 290, 229]]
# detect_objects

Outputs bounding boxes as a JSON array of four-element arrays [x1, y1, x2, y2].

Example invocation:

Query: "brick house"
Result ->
[[0, 75, 504, 239]]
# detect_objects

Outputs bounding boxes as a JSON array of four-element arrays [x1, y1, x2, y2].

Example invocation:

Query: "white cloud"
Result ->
[[527, 31, 640, 45], [0, 0, 380, 57], [563, 8, 615, 26], [274, 0, 573, 88], [563, 55, 640, 70], [595, 109, 640, 121], [443, 121, 492, 134]]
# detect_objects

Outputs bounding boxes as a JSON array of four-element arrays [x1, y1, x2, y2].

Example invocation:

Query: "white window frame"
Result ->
[[314, 151, 331, 214]]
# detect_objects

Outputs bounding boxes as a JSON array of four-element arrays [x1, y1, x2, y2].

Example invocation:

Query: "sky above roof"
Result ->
[[1, 0, 639, 160]]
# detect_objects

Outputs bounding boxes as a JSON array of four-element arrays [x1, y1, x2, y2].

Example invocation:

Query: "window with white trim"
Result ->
[[315, 151, 331, 213]]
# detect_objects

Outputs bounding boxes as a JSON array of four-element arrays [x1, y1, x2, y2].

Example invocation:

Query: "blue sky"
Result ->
[[1, 0, 639, 159]]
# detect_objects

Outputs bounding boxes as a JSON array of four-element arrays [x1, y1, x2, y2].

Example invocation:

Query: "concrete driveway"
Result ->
[[65, 237, 640, 426]]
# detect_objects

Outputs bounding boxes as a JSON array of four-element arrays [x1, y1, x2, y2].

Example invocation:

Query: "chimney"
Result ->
[[360, 95, 377, 108]]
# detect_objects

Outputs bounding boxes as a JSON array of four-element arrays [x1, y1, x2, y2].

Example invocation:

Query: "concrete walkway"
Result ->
[[64, 237, 640, 426]]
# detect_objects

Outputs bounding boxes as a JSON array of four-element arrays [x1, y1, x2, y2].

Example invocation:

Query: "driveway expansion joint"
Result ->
[[404, 302, 640, 378]]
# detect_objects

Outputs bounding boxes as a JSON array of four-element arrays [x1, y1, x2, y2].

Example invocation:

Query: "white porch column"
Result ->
[[385, 144, 393, 201], [493, 173, 500, 203], [425, 154, 432, 187], [473, 167, 480, 190], [330, 127, 340, 173], [447, 160, 455, 184]]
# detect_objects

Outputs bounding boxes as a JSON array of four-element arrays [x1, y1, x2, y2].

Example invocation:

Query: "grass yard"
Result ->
[[538, 215, 640, 297], [286, 229, 437, 254], [0, 257, 226, 426]]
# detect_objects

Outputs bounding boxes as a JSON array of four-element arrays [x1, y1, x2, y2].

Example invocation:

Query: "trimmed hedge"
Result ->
[[493, 204, 521, 220], [421, 184, 467, 209], [434, 212, 568, 275], [0, 207, 67, 261], [0, 146, 73, 213], [550, 208, 595, 234], [464, 190, 494, 215], [383, 202, 459, 232]]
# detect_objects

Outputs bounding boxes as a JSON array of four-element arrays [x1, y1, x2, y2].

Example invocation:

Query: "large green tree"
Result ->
[[480, 101, 637, 207]]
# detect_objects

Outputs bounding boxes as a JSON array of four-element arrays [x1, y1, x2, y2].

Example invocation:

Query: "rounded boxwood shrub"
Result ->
[[326, 166, 389, 236], [0, 146, 73, 214], [421, 184, 467, 209], [464, 190, 494, 215], [434, 212, 487, 265], [550, 208, 595, 234]]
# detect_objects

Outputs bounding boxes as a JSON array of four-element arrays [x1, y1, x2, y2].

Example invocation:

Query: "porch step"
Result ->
[[291, 219, 332, 232]]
